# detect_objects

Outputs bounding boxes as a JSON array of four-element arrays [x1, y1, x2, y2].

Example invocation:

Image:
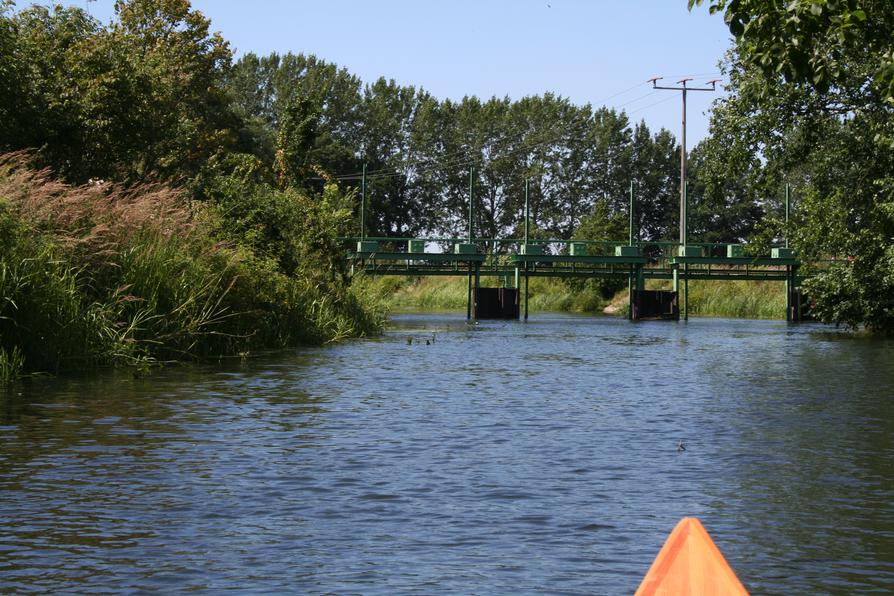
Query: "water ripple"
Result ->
[[1, 314, 893, 594]]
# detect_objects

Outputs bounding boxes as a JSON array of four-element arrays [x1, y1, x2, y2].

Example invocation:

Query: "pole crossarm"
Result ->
[[652, 85, 717, 91], [649, 76, 720, 92]]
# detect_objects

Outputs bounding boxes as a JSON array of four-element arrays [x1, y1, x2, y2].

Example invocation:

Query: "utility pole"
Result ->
[[649, 77, 718, 245]]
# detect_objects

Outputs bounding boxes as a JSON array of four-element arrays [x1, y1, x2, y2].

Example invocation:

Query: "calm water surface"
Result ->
[[1, 313, 893, 594]]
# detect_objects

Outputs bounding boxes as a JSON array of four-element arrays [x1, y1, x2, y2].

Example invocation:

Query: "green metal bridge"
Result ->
[[347, 236, 801, 321], [347, 177, 803, 321]]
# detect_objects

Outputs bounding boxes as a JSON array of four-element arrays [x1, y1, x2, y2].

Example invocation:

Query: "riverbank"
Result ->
[[374, 276, 787, 319], [0, 156, 385, 379]]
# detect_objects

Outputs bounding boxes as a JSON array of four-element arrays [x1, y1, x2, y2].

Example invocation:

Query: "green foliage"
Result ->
[[691, 0, 894, 332], [686, 139, 764, 243], [275, 96, 320, 188], [227, 53, 688, 242], [573, 199, 627, 247], [2, 2, 700, 244], [569, 199, 628, 298], [690, 1, 887, 101], [0, 156, 384, 375], [686, 280, 786, 319], [2, 0, 237, 183]]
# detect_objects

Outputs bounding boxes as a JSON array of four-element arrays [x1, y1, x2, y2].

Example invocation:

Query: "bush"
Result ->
[[0, 154, 384, 376]]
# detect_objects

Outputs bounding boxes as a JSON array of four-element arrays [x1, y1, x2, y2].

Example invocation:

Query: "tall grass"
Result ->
[[608, 279, 787, 319], [377, 275, 614, 313], [685, 280, 786, 319], [0, 153, 385, 377], [375, 274, 788, 320]]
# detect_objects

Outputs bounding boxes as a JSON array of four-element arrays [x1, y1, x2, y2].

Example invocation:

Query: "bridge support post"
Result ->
[[466, 262, 472, 320], [628, 265, 634, 320], [785, 264, 792, 322], [524, 263, 529, 321], [474, 262, 481, 320], [683, 264, 689, 321], [672, 263, 679, 293]]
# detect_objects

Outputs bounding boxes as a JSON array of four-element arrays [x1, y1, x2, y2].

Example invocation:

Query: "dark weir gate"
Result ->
[[348, 175, 803, 322]]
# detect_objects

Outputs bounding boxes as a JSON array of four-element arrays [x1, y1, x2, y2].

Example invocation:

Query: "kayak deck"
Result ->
[[635, 517, 749, 595]]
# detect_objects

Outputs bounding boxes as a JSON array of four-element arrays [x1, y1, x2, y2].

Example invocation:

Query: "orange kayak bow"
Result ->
[[635, 517, 749, 595]]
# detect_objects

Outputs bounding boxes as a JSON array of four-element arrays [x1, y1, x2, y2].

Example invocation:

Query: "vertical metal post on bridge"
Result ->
[[524, 179, 530, 321]]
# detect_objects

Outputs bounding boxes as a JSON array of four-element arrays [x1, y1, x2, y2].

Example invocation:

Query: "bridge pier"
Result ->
[[466, 261, 483, 320], [524, 262, 529, 321], [785, 264, 792, 322], [466, 263, 472, 320]]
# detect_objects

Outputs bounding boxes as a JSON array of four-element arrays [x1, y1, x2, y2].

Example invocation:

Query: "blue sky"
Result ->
[[51, 0, 731, 145]]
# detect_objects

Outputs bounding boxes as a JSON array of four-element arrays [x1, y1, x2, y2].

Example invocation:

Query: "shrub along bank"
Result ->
[[0, 155, 385, 380]]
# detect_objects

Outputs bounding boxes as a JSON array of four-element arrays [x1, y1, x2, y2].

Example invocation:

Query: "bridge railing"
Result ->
[[342, 236, 795, 266]]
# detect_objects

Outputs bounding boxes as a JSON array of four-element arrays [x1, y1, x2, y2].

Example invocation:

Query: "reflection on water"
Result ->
[[2, 314, 893, 594]]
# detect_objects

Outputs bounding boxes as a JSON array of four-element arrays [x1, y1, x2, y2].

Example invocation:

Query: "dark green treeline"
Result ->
[[227, 52, 752, 244], [0, 1, 764, 247]]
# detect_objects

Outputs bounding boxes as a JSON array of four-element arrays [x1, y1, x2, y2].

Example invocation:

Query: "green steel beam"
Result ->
[[351, 252, 487, 263], [510, 254, 648, 265], [670, 256, 798, 266], [353, 266, 796, 281]]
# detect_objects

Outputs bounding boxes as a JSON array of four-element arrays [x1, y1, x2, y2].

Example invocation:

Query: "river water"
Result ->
[[1, 313, 893, 594]]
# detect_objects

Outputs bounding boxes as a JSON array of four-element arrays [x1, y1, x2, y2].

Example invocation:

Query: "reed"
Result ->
[[0, 346, 24, 382], [0, 154, 384, 377]]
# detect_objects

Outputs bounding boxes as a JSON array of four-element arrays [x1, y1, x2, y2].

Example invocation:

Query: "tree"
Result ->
[[107, 0, 237, 183], [6, 4, 101, 177], [691, 0, 894, 332], [2, 0, 237, 185], [686, 137, 763, 244], [226, 52, 363, 178], [356, 77, 426, 237], [689, 0, 891, 103], [629, 122, 679, 241], [0, 1, 22, 149], [274, 96, 319, 188]]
